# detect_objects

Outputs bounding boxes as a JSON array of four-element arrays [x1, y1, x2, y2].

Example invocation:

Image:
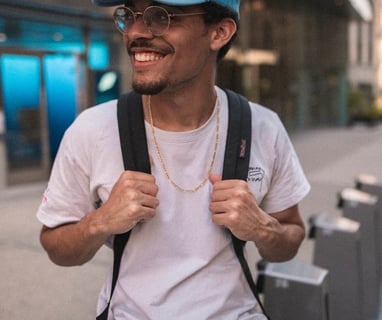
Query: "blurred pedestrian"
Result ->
[[0, 109, 4, 141]]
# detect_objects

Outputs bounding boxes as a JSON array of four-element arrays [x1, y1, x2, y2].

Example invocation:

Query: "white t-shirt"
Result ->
[[37, 87, 310, 319]]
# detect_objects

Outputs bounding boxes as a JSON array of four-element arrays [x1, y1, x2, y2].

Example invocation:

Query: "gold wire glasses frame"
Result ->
[[113, 6, 206, 36]]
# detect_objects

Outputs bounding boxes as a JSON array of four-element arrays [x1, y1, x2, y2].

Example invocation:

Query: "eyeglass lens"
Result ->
[[114, 6, 171, 36]]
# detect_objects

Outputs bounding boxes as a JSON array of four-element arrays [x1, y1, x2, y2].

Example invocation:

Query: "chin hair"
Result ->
[[132, 81, 167, 95]]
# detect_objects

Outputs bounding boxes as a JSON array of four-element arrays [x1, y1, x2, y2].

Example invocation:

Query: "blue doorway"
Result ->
[[0, 52, 79, 184]]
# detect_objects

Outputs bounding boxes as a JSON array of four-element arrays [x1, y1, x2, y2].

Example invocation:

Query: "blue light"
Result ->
[[88, 42, 109, 70]]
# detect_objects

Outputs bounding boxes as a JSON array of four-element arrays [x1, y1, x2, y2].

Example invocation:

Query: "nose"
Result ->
[[125, 14, 153, 40]]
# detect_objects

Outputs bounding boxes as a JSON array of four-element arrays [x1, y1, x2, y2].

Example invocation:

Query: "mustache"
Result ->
[[129, 39, 156, 50], [128, 39, 173, 54]]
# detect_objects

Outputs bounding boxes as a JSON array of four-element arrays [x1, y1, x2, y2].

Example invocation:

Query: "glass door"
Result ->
[[0, 51, 79, 185], [0, 53, 49, 185]]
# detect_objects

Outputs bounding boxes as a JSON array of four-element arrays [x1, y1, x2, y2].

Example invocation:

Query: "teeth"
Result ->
[[135, 52, 163, 62]]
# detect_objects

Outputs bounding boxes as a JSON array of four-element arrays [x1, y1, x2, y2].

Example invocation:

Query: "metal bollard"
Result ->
[[309, 213, 362, 320], [355, 174, 382, 280], [338, 188, 379, 320], [256, 258, 329, 320]]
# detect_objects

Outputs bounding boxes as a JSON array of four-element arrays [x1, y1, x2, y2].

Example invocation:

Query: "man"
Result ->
[[37, 0, 310, 319]]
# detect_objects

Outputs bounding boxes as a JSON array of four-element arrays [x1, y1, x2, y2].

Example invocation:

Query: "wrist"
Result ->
[[83, 208, 111, 241]]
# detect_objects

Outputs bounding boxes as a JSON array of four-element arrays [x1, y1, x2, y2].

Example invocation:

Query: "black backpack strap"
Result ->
[[118, 91, 151, 174], [97, 91, 150, 320], [223, 90, 270, 319], [222, 89, 251, 181]]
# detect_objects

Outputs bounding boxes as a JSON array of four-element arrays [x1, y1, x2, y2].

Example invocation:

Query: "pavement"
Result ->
[[1, 123, 382, 319]]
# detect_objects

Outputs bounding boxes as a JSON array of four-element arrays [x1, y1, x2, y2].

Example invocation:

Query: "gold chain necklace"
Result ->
[[148, 95, 220, 192]]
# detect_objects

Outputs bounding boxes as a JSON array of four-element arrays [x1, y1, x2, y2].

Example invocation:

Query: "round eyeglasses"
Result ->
[[113, 6, 206, 37]]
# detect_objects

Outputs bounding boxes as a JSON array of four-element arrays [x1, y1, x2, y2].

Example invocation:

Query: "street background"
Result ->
[[1, 123, 382, 319]]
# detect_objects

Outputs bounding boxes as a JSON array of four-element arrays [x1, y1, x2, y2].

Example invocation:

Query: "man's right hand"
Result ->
[[97, 170, 160, 235]]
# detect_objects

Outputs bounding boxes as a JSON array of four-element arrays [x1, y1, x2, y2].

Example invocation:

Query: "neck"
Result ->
[[143, 86, 217, 131]]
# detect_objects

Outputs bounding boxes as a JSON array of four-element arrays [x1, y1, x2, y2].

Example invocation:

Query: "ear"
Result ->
[[210, 18, 237, 52]]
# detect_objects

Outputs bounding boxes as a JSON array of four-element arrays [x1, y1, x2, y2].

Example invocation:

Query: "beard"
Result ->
[[132, 78, 168, 95]]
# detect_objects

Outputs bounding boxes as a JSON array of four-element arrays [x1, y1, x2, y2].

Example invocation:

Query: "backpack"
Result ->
[[96, 90, 270, 320]]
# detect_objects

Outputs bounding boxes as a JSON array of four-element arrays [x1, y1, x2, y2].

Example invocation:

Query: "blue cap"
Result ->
[[92, 0, 240, 15]]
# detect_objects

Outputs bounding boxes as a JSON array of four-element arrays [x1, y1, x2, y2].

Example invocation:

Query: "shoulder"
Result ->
[[73, 100, 118, 132], [59, 100, 119, 160], [217, 87, 282, 129], [66, 100, 118, 141], [248, 101, 286, 139], [249, 101, 280, 124], [247, 101, 293, 158], [217, 87, 286, 143]]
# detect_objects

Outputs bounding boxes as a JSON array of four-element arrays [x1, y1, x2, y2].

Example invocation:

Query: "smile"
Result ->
[[134, 52, 164, 62]]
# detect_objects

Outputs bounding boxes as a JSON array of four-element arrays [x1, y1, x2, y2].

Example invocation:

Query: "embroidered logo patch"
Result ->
[[247, 167, 265, 192]]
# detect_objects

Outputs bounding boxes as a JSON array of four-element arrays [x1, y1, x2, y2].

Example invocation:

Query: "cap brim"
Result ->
[[92, 0, 239, 16], [92, 0, 124, 6]]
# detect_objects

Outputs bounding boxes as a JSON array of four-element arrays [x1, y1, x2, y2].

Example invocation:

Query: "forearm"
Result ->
[[40, 209, 110, 266], [253, 217, 305, 262]]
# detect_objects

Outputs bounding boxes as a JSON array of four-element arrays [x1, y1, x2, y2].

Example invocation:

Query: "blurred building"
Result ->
[[0, 0, 377, 186], [347, 0, 381, 122], [375, 0, 382, 107], [218, 0, 374, 129]]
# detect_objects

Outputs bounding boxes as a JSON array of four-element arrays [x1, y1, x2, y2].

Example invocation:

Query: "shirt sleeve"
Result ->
[[36, 120, 95, 228]]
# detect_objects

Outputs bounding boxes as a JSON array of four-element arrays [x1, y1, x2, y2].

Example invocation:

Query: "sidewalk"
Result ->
[[1, 124, 382, 319], [0, 183, 112, 319]]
